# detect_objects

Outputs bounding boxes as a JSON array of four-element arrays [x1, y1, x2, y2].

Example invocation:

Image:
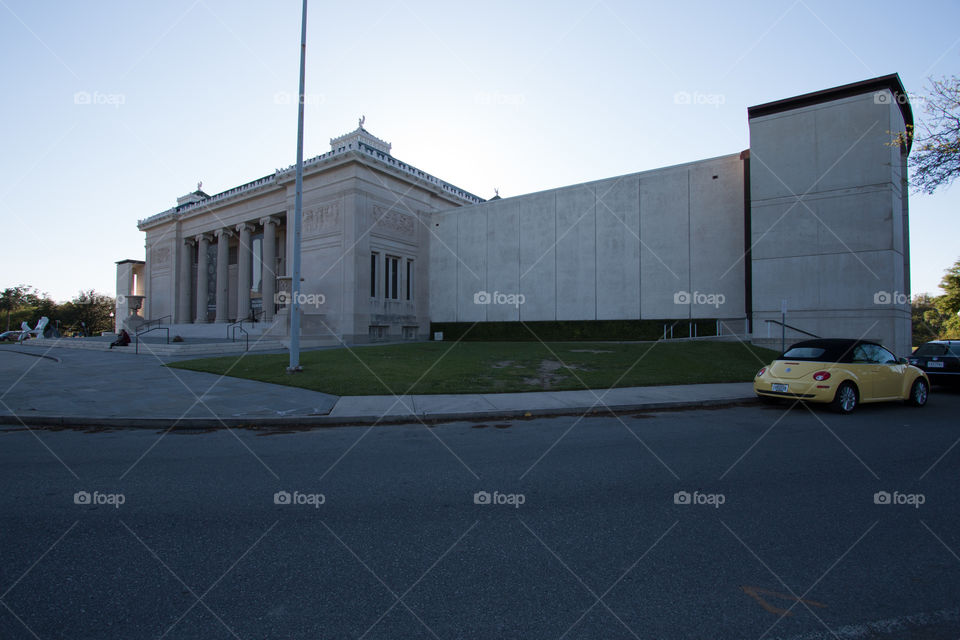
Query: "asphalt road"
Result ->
[[2, 392, 959, 639]]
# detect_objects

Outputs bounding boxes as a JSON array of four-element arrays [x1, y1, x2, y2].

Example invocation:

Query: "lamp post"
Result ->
[[288, 0, 307, 373]]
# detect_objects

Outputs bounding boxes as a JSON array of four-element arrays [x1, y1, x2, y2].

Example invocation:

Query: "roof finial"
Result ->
[[197, 180, 202, 192], [358, 115, 366, 129], [494, 187, 499, 197]]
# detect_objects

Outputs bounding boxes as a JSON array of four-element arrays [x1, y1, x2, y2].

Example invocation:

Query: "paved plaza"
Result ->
[[0, 343, 755, 427]]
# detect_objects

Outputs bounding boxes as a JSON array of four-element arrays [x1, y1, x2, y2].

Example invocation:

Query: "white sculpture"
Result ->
[[18, 316, 49, 342]]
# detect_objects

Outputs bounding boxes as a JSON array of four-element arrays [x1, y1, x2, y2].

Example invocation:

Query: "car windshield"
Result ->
[[781, 347, 826, 360], [915, 343, 950, 356]]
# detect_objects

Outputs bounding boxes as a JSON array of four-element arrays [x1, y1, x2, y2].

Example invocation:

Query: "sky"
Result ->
[[0, 0, 957, 303]]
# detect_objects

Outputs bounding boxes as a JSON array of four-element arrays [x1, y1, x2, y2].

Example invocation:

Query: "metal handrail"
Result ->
[[227, 307, 265, 339], [764, 319, 819, 338], [137, 315, 172, 335], [135, 326, 170, 353], [226, 319, 242, 339], [231, 325, 249, 352]]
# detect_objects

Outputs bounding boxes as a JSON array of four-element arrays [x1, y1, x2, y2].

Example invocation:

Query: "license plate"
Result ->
[[928, 361, 945, 368], [772, 383, 788, 392]]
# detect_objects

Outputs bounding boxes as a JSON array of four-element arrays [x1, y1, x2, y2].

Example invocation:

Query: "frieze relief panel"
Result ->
[[373, 205, 415, 237], [303, 201, 341, 237], [151, 245, 171, 270]]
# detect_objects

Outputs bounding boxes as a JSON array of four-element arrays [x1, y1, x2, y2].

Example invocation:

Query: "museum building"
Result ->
[[120, 74, 914, 354]]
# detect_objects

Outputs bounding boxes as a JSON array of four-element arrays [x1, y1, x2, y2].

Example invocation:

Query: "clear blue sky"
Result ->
[[1, 0, 957, 302]]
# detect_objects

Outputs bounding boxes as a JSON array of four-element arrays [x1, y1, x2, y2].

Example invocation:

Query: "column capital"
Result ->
[[214, 228, 234, 240], [236, 222, 255, 234], [259, 215, 280, 227], [194, 233, 212, 243]]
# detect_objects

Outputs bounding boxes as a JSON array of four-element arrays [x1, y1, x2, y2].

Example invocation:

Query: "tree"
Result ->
[[937, 258, 960, 313], [59, 290, 115, 336], [909, 76, 960, 194], [0, 285, 49, 331], [935, 258, 960, 339], [911, 293, 944, 346], [0, 287, 26, 331]]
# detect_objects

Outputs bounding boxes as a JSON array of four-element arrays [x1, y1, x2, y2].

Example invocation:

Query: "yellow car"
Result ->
[[754, 339, 930, 413]]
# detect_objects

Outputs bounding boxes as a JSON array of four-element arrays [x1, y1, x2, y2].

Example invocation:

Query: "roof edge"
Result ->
[[748, 74, 914, 152]]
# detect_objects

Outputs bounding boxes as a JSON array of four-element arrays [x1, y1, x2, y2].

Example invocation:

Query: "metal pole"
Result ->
[[288, 0, 307, 373], [781, 299, 786, 354]]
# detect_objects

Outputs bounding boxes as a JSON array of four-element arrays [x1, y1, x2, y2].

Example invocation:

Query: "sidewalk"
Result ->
[[0, 343, 757, 428]]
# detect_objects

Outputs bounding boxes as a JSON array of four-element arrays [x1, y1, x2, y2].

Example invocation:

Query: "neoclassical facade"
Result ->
[[121, 74, 915, 354], [129, 126, 481, 343]]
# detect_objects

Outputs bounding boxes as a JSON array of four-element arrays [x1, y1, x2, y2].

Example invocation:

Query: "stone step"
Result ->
[[142, 322, 273, 339]]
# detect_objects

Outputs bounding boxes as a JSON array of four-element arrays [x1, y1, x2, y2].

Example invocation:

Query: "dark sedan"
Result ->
[[909, 340, 960, 387]]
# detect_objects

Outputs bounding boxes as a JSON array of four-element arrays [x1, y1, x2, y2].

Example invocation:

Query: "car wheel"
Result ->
[[906, 378, 929, 407], [831, 382, 858, 414]]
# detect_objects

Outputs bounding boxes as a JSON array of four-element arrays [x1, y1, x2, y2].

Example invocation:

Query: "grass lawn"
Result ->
[[167, 340, 778, 396]]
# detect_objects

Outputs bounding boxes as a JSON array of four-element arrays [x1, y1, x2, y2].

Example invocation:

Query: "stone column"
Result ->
[[236, 223, 253, 322], [178, 238, 193, 323], [214, 228, 233, 323], [195, 234, 211, 323], [260, 216, 278, 321]]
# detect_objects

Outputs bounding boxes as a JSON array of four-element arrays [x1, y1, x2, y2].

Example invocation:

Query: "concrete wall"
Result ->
[[429, 154, 747, 324], [748, 90, 912, 354]]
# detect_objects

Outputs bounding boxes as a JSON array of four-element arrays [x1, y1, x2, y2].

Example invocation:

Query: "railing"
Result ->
[[226, 308, 263, 340], [230, 325, 249, 352], [226, 319, 241, 339], [764, 319, 819, 339], [135, 327, 170, 354], [136, 315, 171, 336], [661, 320, 725, 340]]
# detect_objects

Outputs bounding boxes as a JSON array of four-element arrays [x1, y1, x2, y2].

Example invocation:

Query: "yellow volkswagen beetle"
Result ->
[[754, 339, 930, 413]]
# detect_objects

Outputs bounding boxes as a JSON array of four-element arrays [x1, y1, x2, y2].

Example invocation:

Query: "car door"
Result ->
[[849, 344, 880, 400], [864, 344, 904, 399]]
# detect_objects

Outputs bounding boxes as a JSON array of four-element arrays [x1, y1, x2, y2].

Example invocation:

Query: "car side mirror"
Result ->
[[898, 357, 908, 365]]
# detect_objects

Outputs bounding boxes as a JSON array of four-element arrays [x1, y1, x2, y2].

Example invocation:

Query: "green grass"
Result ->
[[166, 340, 778, 396]]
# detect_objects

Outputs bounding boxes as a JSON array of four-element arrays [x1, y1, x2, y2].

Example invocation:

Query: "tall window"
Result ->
[[405, 259, 413, 301], [386, 256, 400, 299], [370, 252, 379, 298]]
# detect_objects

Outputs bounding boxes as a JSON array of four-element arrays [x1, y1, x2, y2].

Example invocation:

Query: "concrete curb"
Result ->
[[0, 396, 758, 430], [1, 350, 62, 362]]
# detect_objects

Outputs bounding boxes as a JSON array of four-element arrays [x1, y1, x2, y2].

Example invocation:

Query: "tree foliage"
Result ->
[[0, 285, 51, 331], [0, 286, 115, 336], [912, 257, 960, 345], [58, 290, 117, 336], [908, 76, 960, 194]]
